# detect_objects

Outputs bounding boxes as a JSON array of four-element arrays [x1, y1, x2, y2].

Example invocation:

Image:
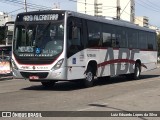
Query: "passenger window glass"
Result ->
[[102, 33, 111, 47], [87, 21, 101, 47], [139, 31, 147, 49], [128, 29, 138, 49], [102, 24, 114, 47], [148, 33, 154, 50]]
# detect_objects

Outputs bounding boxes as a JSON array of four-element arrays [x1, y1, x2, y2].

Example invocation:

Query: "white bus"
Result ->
[[12, 10, 157, 87]]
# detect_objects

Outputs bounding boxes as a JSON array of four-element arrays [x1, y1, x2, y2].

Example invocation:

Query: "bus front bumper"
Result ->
[[12, 67, 67, 81]]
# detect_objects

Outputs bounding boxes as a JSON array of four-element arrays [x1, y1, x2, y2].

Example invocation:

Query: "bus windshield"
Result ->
[[14, 22, 64, 58]]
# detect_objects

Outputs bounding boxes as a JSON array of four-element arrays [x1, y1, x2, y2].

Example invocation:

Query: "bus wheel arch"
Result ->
[[84, 60, 98, 87], [85, 60, 98, 76]]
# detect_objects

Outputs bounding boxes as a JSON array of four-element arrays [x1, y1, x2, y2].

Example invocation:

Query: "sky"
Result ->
[[0, 0, 160, 28]]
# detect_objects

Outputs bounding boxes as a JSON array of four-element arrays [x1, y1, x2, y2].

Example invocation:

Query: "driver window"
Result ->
[[67, 18, 82, 58]]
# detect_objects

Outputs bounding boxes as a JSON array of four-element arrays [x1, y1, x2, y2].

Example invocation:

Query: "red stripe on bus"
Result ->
[[87, 47, 157, 52], [97, 59, 147, 69]]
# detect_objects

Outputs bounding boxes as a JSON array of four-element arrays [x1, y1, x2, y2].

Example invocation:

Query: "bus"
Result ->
[[11, 10, 157, 87], [0, 21, 14, 75]]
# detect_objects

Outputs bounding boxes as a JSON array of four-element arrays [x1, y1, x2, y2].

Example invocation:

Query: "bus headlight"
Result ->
[[11, 59, 18, 70], [51, 59, 64, 70]]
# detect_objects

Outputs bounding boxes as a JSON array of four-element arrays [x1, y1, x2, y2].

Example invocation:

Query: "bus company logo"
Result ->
[[32, 66, 36, 70], [98, 48, 141, 76], [21, 66, 30, 70]]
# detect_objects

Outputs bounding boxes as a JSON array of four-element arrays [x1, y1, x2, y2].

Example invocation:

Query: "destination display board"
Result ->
[[16, 12, 65, 22]]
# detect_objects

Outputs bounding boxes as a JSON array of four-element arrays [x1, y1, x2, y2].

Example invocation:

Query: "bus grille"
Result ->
[[20, 72, 48, 79]]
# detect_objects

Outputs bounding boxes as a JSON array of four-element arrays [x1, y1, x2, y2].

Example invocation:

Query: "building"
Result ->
[[134, 16, 160, 35], [134, 16, 149, 28], [77, 0, 135, 23], [149, 25, 160, 35], [0, 12, 12, 26]]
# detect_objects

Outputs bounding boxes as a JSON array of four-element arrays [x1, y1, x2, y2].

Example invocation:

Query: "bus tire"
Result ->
[[84, 66, 94, 87], [41, 81, 55, 88], [126, 63, 141, 80], [133, 63, 141, 80]]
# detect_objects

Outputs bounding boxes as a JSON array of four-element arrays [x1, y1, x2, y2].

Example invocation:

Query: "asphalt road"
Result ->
[[0, 68, 160, 120]]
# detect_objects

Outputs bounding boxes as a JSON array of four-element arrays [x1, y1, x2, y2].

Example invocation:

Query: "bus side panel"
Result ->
[[98, 48, 135, 77], [98, 49, 112, 77], [138, 51, 157, 72], [67, 49, 100, 80], [67, 50, 86, 80]]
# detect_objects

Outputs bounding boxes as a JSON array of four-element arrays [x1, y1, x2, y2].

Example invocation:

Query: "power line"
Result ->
[[120, 0, 131, 17], [145, 0, 160, 10], [8, 8, 24, 14], [136, 0, 160, 13], [0, 0, 52, 11], [141, 0, 160, 11], [124, 11, 160, 29], [69, 0, 116, 8]]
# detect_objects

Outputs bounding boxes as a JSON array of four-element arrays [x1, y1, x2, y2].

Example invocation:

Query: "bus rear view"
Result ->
[[12, 11, 67, 87]]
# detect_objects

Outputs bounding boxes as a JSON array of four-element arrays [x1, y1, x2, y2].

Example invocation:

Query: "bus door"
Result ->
[[67, 17, 85, 79]]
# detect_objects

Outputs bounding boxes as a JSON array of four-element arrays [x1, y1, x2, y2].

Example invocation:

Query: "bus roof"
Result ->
[[16, 10, 155, 33], [69, 11, 155, 33]]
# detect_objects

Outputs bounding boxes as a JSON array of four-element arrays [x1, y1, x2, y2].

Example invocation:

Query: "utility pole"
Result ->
[[24, 0, 27, 12], [94, 0, 97, 16], [85, 0, 86, 14], [94, 0, 102, 17], [117, 0, 121, 20]]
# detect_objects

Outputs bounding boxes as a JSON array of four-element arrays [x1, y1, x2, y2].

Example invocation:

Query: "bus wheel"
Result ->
[[84, 67, 94, 87], [133, 63, 141, 80], [41, 81, 55, 88], [126, 63, 141, 80]]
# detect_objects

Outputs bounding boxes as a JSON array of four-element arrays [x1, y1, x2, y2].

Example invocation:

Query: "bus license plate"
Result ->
[[29, 76, 39, 80]]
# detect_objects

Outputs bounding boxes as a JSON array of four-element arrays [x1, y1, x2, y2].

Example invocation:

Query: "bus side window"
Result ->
[[87, 21, 101, 47], [102, 32, 111, 47]]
